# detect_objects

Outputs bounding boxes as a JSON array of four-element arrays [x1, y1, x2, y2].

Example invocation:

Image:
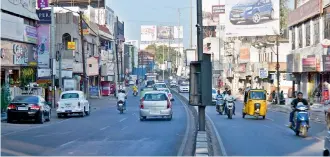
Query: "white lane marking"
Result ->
[[315, 137, 324, 141], [59, 140, 76, 147], [119, 118, 127, 122], [263, 125, 271, 128], [34, 131, 72, 137], [121, 126, 128, 130], [266, 118, 274, 121], [1, 148, 31, 156], [206, 114, 228, 156], [100, 126, 110, 131], [177, 95, 191, 156]]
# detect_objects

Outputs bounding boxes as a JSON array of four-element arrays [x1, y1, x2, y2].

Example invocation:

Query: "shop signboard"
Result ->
[[36, 10, 51, 24], [24, 25, 37, 44], [302, 57, 317, 71], [323, 55, 330, 72], [37, 0, 49, 9], [1, 40, 37, 66], [259, 68, 268, 79], [89, 86, 99, 97]]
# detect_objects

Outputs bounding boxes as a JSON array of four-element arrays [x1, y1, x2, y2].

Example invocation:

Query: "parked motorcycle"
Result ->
[[118, 100, 125, 114], [216, 96, 224, 115], [290, 102, 310, 137]]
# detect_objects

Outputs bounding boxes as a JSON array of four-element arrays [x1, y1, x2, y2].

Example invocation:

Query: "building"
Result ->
[[1, 0, 39, 87], [287, 0, 330, 102]]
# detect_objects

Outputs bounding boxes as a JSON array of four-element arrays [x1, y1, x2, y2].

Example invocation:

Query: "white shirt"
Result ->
[[117, 93, 126, 102], [224, 94, 235, 101]]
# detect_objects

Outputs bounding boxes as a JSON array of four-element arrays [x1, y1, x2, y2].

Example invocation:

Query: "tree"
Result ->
[[144, 44, 179, 69], [280, 0, 290, 29]]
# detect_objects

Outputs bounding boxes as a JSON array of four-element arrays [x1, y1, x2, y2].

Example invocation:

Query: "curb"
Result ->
[[171, 89, 211, 156]]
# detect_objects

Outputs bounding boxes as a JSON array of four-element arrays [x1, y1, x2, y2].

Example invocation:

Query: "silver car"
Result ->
[[139, 91, 173, 121]]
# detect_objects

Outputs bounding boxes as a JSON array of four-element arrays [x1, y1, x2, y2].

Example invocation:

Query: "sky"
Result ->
[[108, 0, 295, 49]]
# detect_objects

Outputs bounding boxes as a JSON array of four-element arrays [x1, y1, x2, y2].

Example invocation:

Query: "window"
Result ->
[[314, 17, 320, 44], [305, 21, 310, 46], [249, 91, 266, 100], [12, 96, 39, 103], [24, 18, 36, 26], [143, 93, 167, 101], [325, 11, 330, 39], [291, 27, 295, 50], [61, 93, 79, 99], [62, 33, 71, 50], [298, 25, 302, 48]]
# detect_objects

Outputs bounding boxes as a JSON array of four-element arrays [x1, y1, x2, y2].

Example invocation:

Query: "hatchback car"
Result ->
[[153, 83, 168, 91], [7, 95, 51, 124], [56, 91, 90, 117], [229, 0, 274, 25], [160, 88, 174, 101], [139, 91, 172, 121], [178, 82, 189, 93]]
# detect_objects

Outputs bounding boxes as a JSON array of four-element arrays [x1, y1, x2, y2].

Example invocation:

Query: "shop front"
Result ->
[[87, 57, 100, 97], [1, 40, 38, 86], [322, 55, 330, 102]]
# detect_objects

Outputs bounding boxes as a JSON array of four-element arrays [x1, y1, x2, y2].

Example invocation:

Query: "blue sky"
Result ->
[[108, 0, 294, 48]]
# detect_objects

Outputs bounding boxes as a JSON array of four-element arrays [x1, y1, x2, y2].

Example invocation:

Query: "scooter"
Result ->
[[133, 90, 138, 97], [117, 100, 125, 114], [225, 98, 236, 119], [290, 103, 310, 137], [216, 97, 224, 115]]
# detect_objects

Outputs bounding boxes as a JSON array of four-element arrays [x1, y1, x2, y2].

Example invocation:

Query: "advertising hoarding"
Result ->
[[157, 26, 174, 39], [323, 55, 330, 72], [225, 0, 280, 37], [186, 49, 197, 66], [141, 25, 157, 41], [24, 25, 37, 44], [238, 47, 250, 63], [203, 0, 221, 26], [37, 25, 50, 68]]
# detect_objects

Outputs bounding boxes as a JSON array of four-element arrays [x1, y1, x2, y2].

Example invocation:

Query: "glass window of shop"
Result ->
[[324, 8, 330, 39], [291, 27, 295, 50], [305, 21, 311, 46], [298, 25, 303, 48], [314, 17, 320, 44]]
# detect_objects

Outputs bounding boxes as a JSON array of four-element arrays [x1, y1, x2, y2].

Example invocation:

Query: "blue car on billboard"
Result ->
[[229, 0, 274, 25]]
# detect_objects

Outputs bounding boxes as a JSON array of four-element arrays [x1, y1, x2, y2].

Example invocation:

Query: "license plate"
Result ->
[[17, 107, 28, 110], [150, 110, 159, 114], [233, 14, 240, 18], [65, 110, 72, 113]]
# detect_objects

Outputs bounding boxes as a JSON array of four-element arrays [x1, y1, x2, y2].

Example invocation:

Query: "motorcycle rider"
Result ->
[[216, 90, 224, 111], [132, 85, 138, 94], [224, 90, 236, 115], [117, 89, 127, 110], [223, 87, 229, 95], [288, 92, 309, 128]]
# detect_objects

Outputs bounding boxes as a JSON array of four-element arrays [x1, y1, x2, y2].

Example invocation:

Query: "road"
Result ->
[[177, 91, 326, 156], [1, 90, 189, 156]]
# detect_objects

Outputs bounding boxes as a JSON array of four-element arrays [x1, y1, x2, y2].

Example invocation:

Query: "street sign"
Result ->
[[259, 68, 268, 79], [67, 42, 76, 50]]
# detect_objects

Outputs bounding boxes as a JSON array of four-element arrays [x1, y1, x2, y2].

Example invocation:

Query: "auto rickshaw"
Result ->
[[242, 89, 267, 119]]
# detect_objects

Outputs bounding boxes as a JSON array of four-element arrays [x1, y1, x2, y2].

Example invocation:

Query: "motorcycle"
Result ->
[[225, 98, 236, 119], [117, 100, 125, 114], [133, 90, 138, 97], [216, 96, 224, 115], [290, 102, 310, 137]]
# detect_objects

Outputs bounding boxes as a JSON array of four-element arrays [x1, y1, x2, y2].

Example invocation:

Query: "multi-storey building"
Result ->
[[287, 0, 330, 102]]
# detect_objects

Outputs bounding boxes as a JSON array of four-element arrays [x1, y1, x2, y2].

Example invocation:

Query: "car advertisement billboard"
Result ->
[[157, 26, 174, 39], [225, 0, 280, 37], [141, 25, 157, 41], [203, 0, 222, 26]]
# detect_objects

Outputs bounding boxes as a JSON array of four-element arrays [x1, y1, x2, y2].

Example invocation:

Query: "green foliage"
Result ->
[[145, 44, 179, 69], [1, 83, 11, 112], [280, 0, 290, 29]]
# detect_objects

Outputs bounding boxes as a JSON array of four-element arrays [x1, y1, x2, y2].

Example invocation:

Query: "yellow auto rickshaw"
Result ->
[[242, 89, 267, 119]]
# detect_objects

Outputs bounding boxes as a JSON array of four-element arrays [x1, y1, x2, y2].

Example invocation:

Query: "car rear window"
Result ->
[[181, 83, 189, 86], [61, 93, 79, 99], [12, 96, 39, 103], [144, 93, 168, 101]]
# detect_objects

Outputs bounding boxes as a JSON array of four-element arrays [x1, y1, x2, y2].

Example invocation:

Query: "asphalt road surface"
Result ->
[[178, 91, 325, 156], [1, 91, 189, 156]]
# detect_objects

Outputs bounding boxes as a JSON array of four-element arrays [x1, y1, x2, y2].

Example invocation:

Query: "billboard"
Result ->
[[157, 26, 174, 39], [203, 0, 222, 26], [186, 49, 197, 66], [225, 0, 280, 37], [141, 25, 157, 41]]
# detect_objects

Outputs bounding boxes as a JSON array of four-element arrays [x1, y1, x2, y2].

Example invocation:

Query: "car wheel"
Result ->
[[167, 114, 172, 121], [269, 9, 274, 20], [80, 108, 86, 117], [140, 116, 146, 121], [57, 113, 62, 118], [230, 20, 238, 25], [252, 12, 261, 24], [46, 111, 51, 121], [7, 114, 13, 123], [85, 106, 91, 116], [323, 149, 330, 156], [38, 112, 44, 124]]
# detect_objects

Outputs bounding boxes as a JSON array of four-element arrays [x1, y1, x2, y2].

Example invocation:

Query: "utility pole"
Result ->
[[177, 9, 181, 69], [276, 35, 280, 105], [168, 29, 171, 75], [58, 44, 62, 93], [190, 0, 193, 48], [51, 6, 56, 108], [79, 11, 88, 94], [196, 0, 212, 131], [163, 45, 165, 80]]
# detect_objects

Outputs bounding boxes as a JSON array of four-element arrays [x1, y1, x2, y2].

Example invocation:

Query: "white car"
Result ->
[[170, 80, 177, 88], [139, 91, 172, 121], [56, 91, 90, 117], [160, 88, 174, 101], [178, 82, 189, 93], [129, 80, 135, 85], [153, 83, 168, 91]]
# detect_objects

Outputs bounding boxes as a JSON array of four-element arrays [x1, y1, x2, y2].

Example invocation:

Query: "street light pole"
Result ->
[[51, 6, 56, 108], [79, 11, 88, 95], [276, 35, 280, 105], [163, 45, 165, 80]]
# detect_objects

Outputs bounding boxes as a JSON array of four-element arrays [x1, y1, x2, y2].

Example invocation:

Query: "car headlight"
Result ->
[[245, 7, 253, 11]]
